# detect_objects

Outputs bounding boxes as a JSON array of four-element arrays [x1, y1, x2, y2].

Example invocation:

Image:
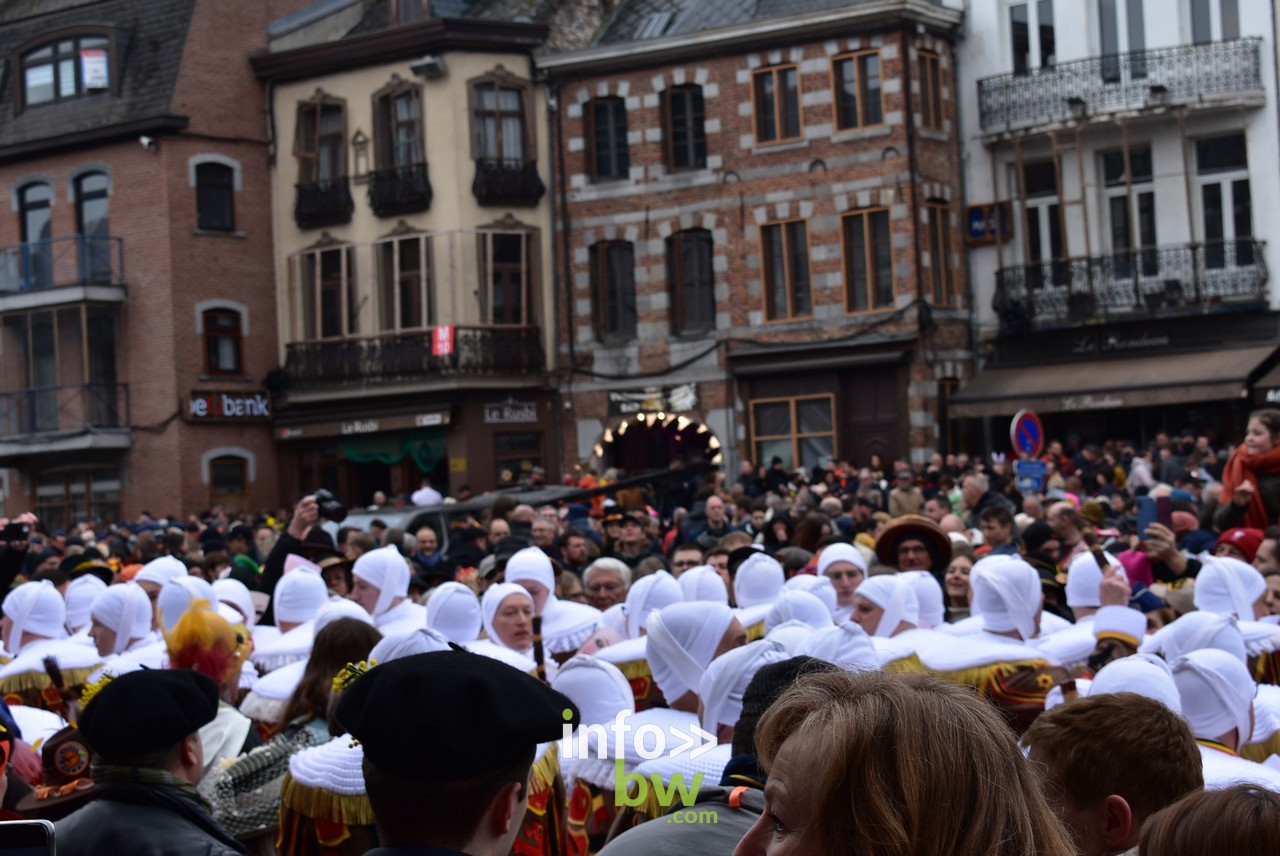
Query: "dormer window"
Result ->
[[21, 33, 113, 108]]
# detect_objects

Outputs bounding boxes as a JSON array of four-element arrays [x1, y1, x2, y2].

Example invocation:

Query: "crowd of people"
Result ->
[[3, 412, 1280, 853]]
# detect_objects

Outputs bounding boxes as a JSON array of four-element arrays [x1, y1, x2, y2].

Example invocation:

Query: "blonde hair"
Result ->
[[755, 670, 1076, 856]]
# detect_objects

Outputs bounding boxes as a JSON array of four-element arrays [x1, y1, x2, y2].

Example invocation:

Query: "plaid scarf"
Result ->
[[91, 764, 210, 811]]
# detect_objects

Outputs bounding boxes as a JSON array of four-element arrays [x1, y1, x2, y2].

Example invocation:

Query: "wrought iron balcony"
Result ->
[[992, 240, 1267, 334], [0, 383, 129, 437], [978, 38, 1262, 132], [282, 325, 546, 391], [368, 163, 433, 218], [294, 179, 354, 229], [472, 159, 546, 207], [0, 235, 124, 294]]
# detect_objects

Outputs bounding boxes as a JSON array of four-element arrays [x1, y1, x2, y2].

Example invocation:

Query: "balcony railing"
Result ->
[[294, 179, 354, 229], [368, 163, 432, 218], [282, 325, 546, 390], [978, 38, 1262, 131], [0, 383, 129, 437], [0, 235, 123, 293], [472, 159, 546, 207], [992, 239, 1267, 334]]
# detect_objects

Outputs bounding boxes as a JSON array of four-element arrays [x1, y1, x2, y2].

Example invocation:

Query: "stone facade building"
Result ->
[[541, 0, 971, 474]]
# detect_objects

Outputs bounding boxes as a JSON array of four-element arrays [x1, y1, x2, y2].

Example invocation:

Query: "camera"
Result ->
[[313, 488, 348, 523]]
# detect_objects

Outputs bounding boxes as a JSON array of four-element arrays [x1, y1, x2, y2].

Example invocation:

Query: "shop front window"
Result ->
[[751, 395, 835, 471], [495, 431, 542, 485], [34, 467, 121, 529]]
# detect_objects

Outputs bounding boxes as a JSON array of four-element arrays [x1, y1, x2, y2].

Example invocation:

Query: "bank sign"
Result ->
[[187, 391, 271, 421]]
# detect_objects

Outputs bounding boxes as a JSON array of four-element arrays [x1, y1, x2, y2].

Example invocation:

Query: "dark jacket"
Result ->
[[1214, 467, 1280, 531], [0, 544, 27, 595], [965, 491, 1017, 530], [55, 780, 245, 856], [595, 785, 763, 856]]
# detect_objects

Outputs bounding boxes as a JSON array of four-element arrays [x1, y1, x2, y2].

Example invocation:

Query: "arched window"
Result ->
[[75, 171, 111, 282], [196, 162, 236, 231], [204, 308, 243, 375], [18, 182, 54, 288], [205, 449, 255, 512]]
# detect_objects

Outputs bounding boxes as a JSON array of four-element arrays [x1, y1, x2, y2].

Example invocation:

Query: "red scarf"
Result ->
[[1220, 443, 1280, 529]]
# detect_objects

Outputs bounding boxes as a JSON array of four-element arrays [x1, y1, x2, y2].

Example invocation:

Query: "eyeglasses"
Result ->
[[587, 581, 622, 593], [672, 559, 699, 569]]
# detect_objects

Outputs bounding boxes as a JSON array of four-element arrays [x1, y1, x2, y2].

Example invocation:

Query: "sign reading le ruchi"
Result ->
[[276, 410, 449, 440], [484, 401, 538, 424], [187, 391, 271, 421]]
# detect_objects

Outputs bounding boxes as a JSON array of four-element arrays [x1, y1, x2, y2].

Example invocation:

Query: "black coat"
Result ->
[[55, 780, 245, 856], [965, 490, 1016, 530]]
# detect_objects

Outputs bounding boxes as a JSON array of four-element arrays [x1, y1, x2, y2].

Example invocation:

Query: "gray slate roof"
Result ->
[[597, 0, 880, 45], [0, 0, 195, 152]]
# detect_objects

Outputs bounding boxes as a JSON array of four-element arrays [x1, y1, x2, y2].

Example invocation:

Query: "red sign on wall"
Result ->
[[432, 325, 454, 357]]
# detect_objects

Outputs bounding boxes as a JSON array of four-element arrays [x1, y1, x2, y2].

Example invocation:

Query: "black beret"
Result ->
[[726, 545, 764, 578], [80, 669, 219, 761], [337, 651, 579, 780], [741, 655, 840, 721], [1022, 520, 1056, 554]]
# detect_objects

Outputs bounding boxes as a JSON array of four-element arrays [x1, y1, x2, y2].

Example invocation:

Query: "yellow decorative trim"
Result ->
[[280, 772, 376, 826], [882, 653, 927, 674], [626, 771, 667, 821], [1095, 631, 1139, 648], [1241, 730, 1280, 765], [0, 667, 98, 695], [613, 658, 652, 681], [744, 620, 765, 642], [529, 742, 560, 796], [926, 659, 1052, 695]]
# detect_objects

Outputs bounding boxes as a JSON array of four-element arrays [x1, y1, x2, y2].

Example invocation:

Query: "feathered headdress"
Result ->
[[164, 599, 252, 686]]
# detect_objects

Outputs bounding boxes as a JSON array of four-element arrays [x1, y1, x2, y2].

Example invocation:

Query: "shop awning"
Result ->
[[949, 345, 1277, 419], [1255, 361, 1280, 406]]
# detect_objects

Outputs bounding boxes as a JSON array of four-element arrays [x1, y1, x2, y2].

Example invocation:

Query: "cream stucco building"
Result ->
[[254, 6, 562, 501]]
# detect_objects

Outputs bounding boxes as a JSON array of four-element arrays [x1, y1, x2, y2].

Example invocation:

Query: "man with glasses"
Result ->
[[583, 558, 630, 611], [873, 515, 952, 587], [669, 543, 704, 577]]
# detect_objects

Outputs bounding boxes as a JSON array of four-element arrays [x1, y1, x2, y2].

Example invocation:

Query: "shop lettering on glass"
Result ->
[[187, 391, 271, 420], [484, 401, 538, 424]]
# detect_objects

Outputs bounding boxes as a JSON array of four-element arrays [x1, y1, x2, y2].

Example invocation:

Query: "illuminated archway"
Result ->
[[592, 412, 723, 473]]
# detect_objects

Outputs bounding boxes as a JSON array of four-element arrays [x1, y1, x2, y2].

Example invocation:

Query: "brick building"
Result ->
[[253, 0, 601, 504], [0, 0, 304, 525], [540, 0, 971, 476]]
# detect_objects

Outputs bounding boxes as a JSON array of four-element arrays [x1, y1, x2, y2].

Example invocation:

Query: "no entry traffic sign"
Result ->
[[1010, 410, 1044, 459]]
